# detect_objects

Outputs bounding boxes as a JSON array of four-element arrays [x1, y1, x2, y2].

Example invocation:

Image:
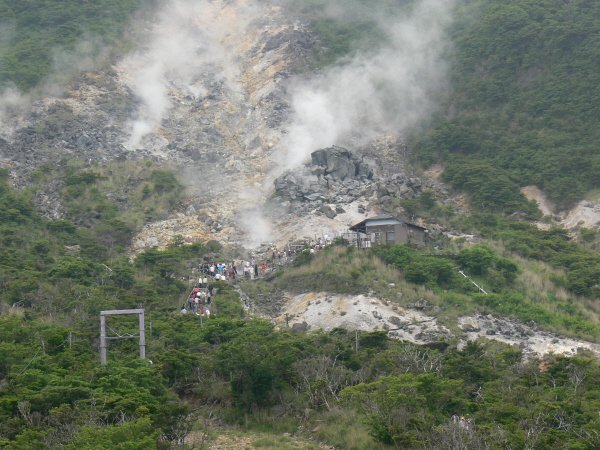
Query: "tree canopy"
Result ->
[[412, 0, 600, 211]]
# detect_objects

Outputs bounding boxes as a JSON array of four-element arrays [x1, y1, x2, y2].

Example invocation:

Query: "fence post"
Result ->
[[139, 312, 145, 359], [100, 315, 107, 364]]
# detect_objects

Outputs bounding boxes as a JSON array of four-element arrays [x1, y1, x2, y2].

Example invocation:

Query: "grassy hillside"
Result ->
[[0, 0, 155, 90], [58, 158, 185, 228], [247, 241, 600, 341]]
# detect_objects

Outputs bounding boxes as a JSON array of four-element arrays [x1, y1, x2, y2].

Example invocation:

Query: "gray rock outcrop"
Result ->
[[291, 321, 311, 332], [273, 145, 440, 214], [274, 146, 376, 206]]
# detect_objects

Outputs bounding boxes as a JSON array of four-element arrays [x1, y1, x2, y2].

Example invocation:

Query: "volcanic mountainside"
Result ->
[[2, 0, 599, 359], [0, 0, 460, 255]]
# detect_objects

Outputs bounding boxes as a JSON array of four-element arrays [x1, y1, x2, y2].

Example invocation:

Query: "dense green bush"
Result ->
[[150, 169, 182, 194], [458, 214, 600, 298], [440, 158, 542, 217], [412, 0, 600, 210], [212, 282, 245, 318]]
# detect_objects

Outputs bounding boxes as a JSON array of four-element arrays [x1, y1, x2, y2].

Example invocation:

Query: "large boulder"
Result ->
[[310, 146, 376, 181], [291, 321, 311, 332], [273, 145, 379, 204], [407, 299, 429, 310], [311, 146, 356, 181], [76, 133, 93, 148], [319, 205, 337, 219]]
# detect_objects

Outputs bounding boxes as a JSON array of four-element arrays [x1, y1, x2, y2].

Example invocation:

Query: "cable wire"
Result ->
[[18, 347, 42, 375]]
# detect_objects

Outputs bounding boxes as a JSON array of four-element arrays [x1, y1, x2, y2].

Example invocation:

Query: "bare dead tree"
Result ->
[[386, 344, 444, 376], [567, 363, 586, 394], [199, 410, 214, 450], [17, 401, 31, 424], [294, 355, 358, 409], [519, 411, 549, 450], [160, 411, 198, 450], [422, 424, 511, 450]]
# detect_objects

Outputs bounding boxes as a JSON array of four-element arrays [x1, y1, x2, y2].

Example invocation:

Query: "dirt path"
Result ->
[[186, 430, 332, 449]]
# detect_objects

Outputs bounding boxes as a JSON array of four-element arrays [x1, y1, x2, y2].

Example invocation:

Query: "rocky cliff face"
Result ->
[[246, 291, 600, 359], [0, 1, 301, 235], [274, 145, 449, 211]]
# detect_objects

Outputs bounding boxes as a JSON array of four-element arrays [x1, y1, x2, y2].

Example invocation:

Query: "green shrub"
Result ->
[[151, 169, 181, 194], [580, 227, 597, 242], [458, 245, 495, 275], [209, 282, 244, 318], [65, 169, 102, 186]]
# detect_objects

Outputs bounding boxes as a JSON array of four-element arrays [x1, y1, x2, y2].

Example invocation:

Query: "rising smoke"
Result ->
[[238, 207, 274, 248], [123, 0, 257, 148], [124, 0, 453, 156], [122, 0, 455, 246], [281, 0, 454, 170]]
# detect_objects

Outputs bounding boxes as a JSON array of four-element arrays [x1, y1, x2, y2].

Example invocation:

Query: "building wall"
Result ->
[[360, 222, 427, 247], [366, 224, 397, 245], [395, 223, 409, 244], [407, 225, 426, 245]]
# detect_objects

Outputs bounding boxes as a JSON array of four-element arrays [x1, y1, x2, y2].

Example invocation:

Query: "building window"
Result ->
[[386, 232, 395, 241]]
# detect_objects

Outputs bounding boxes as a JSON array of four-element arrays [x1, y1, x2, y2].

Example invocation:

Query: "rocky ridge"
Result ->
[[274, 145, 442, 216]]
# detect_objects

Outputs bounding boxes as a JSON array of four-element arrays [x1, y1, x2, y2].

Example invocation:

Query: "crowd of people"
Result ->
[[451, 414, 472, 429], [180, 236, 339, 315], [196, 252, 297, 282], [181, 279, 214, 315]]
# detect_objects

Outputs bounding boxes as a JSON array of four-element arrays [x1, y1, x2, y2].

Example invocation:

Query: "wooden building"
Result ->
[[345, 215, 428, 248]]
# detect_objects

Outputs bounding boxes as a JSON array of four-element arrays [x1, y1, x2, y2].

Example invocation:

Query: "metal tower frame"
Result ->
[[100, 309, 145, 364]]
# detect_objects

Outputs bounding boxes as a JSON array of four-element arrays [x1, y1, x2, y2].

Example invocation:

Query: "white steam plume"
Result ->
[[281, 0, 454, 169], [238, 207, 273, 248], [123, 0, 256, 148]]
